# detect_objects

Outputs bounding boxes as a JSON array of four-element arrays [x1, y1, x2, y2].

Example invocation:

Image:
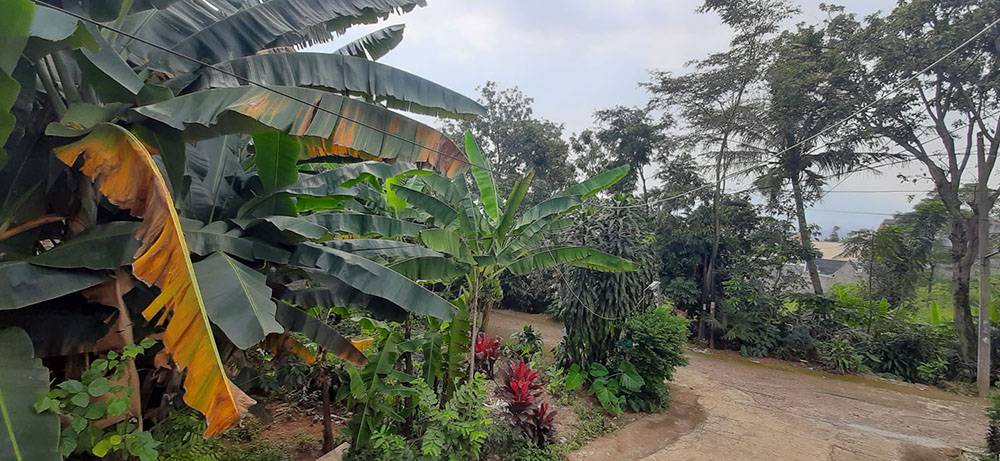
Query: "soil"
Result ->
[[487, 308, 989, 461]]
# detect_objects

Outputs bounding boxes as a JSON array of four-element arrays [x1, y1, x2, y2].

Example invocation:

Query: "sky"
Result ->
[[308, 0, 992, 237]]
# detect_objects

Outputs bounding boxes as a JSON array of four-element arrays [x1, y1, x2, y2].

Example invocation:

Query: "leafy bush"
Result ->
[[818, 338, 865, 374], [987, 388, 1000, 455], [583, 362, 643, 415], [36, 340, 159, 461], [508, 324, 545, 359], [417, 377, 492, 459], [620, 307, 689, 410], [152, 409, 223, 461]]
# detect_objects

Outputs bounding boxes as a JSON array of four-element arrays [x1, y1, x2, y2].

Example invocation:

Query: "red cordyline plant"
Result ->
[[475, 334, 502, 378], [496, 359, 557, 447]]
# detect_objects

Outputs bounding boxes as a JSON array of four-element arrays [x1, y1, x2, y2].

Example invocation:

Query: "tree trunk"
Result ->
[[950, 219, 978, 363], [639, 167, 650, 216], [791, 175, 823, 295], [318, 349, 335, 453]]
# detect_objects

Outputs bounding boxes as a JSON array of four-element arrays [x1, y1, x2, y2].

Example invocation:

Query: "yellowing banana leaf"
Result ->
[[53, 123, 251, 437], [263, 332, 316, 365], [133, 86, 468, 178]]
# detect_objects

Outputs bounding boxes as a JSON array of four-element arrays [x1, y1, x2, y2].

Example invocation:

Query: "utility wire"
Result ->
[[609, 13, 1000, 211], [30, 0, 493, 174]]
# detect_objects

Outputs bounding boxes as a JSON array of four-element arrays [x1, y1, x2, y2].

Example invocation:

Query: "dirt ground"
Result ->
[[487, 308, 988, 461]]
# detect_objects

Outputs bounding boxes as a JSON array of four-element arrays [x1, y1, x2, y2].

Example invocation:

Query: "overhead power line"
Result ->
[[30, 1, 492, 174], [609, 12, 1000, 211]]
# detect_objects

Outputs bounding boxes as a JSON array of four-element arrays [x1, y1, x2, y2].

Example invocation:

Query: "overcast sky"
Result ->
[[310, 0, 994, 237]]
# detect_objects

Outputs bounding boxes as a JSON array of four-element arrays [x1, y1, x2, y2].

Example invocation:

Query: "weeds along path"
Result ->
[[487, 309, 987, 461]]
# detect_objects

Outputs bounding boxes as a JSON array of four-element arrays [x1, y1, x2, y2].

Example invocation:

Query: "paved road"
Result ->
[[488, 309, 987, 461]]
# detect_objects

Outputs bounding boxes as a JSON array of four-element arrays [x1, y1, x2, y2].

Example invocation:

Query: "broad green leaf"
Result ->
[[44, 102, 129, 138], [514, 195, 583, 231], [325, 239, 443, 260], [0, 0, 32, 168], [588, 363, 608, 378], [290, 243, 456, 321], [419, 230, 472, 263], [389, 256, 467, 283], [557, 164, 629, 198], [121, 0, 426, 73], [190, 51, 486, 119], [464, 132, 498, 223], [183, 135, 245, 223], [274, 301, 366, 366], [384, 175, 406, 212], [506, 246, 638, 275], [253, 131, 301, 193], [0, 261, 106, 310], [30, 222, 140, 270], [234, 215, 329, 240], [133, 86, 468, 178], [496, 170, 533, 242], [133, 124, 185, 199], [194, 252, 283, 350], [565, 364, 585, 390], [285, 162, 425, 196], [305, 212, 422, 238], [182, 219, 290, 263], [334, 24, 405, 61], [75, 24, 143, 99], [618, 362, 644, 392], [0, 327, 60, 461], [28, 6, 74, 42], [390, 184, 459, 228]]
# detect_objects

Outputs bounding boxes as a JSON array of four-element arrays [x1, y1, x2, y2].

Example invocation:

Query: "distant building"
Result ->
[[785, 258, 860, 293], [813, 241, 850, 260]]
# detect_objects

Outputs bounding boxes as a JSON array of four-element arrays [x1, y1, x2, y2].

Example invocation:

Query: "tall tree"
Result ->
[[442, 82, 575, 207], [744, 9, 884, 295], [571, 106, 669, 202], [645, 0, 797, 329], [838, 0, 1000, 361]]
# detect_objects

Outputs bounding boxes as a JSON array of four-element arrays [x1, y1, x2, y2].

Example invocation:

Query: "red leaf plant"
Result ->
[[475, 333, 503, 378], [496, 359, 557, 447]]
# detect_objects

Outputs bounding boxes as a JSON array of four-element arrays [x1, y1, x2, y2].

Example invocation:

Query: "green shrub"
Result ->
[[417, 377, 492, 459], [818, 338, 865, 374], [619, 307, 690, 410], [988, 388, 1000, 455]]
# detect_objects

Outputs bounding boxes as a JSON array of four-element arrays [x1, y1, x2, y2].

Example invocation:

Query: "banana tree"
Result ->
[[0, 0, 486, 448], [388, 132, 639, 376]]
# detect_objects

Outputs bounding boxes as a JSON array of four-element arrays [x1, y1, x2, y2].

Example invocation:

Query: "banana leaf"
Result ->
[[119, 0, 425, 73], [464, 131, 498, 223], [54, 123, 252, 437], [134, 86, 468, 178], [274, 301, 366, 365], [304, 212, 422, 238], [0, 327, 60, 461], [194, 252, 283, 350], [291, 243, 456, 321], [182, 219, 290, 263], [29, 222, 140, 270], [390, 184, 459, 228], [0, 0, 33, 168], [190, 52, 485, 120], [0, 261, 106, 310], [557, 164, 629, 198], [506, 246, 639, 275], [335, 24, 404, 60]]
